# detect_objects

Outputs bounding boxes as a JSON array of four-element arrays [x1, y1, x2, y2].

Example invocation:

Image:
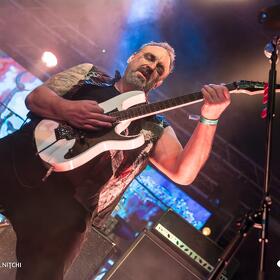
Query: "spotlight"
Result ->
[[41, 51, 58, 67], [258, 12, 268, 24], [202, 227, 211, 236], [258, 5, 280, 29], [277, 260, 280, 268]]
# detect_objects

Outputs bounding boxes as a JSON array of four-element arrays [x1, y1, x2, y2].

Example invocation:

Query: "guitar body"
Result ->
[[34, 90, 146, 172]]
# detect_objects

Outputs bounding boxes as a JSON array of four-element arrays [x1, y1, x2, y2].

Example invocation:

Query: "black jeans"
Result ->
[[0, 127, 92, 280]]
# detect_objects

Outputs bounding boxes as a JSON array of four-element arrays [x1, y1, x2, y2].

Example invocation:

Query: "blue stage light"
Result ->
[[258, 12, 268, 24], [128, 0, 160, 24]]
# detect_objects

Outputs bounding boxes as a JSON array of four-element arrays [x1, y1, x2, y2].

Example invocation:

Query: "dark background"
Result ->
[[0, 0, 280, 279]]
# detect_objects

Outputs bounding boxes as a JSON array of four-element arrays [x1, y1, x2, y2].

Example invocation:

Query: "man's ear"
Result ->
[[127, 53, 136, 63]]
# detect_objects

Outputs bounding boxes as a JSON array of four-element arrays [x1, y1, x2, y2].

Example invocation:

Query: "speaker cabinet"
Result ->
[[104, 230, 207, 280], [104, 210, 238, 280], [65, 227, 116, 280]]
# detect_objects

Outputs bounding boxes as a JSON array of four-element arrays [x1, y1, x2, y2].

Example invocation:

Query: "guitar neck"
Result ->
[[110, 82, 238, 122]]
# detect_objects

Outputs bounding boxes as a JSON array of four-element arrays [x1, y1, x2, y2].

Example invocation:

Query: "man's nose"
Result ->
[[144, 65, 154, 76], [148, 61, 157, 70], [145, 64, 157, 77]]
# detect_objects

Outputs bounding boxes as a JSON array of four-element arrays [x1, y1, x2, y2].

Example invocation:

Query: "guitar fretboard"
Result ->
[[109, 90, 204, 121], [108, 81, 266, 122]]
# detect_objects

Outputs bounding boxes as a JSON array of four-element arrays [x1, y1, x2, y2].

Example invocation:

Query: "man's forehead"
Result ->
[[140, 45, 170, 58], [139, 45, 171, 73]]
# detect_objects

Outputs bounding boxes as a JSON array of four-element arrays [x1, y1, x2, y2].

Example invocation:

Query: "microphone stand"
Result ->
[[257, 36, 278, 280], [207, 37, 279, 280]]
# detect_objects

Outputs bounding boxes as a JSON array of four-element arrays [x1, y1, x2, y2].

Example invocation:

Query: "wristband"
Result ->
[[199, 115, 219, 126]]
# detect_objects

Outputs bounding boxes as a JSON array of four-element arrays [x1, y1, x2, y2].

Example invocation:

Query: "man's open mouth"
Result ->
[[137, 69, 151, 81], [137, 71, 147, 81]]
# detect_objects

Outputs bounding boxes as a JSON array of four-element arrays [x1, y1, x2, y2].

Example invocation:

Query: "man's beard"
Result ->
[[125, 71, 156, 93]]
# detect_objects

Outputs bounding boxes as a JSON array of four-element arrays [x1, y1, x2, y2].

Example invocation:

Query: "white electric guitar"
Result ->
[[34, 81, 279, 172]]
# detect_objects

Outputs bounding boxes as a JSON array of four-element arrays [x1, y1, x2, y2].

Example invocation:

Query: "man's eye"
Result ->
[[157, 66, 164, 75], [145, 53, 154, 61]]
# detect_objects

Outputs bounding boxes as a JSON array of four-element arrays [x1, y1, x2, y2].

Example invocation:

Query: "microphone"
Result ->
[[264, 36, 280, 59]]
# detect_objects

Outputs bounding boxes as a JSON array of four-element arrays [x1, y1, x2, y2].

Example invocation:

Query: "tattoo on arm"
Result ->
[[44, 63, 92, 96]]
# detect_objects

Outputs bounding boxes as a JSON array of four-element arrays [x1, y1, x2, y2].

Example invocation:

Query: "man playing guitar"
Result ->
[[0, 42, 230, 279]]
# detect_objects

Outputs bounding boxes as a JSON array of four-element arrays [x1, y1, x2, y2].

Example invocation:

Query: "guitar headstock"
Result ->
[[229, 80, 280, 96]]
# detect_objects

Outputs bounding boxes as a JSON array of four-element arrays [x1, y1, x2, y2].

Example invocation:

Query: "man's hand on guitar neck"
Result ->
[[26, 85, 116, 131], [201, 84, 231, 120], [149, 84, 231, 186]]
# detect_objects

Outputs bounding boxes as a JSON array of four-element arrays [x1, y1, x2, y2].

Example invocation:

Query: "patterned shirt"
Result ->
[[44, 64, 168, 225]]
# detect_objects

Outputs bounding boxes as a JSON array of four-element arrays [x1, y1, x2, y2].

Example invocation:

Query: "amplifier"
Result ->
[[104, 210, 238, 280], [104, 230, 206, 280], [152, 210, 239, 279]]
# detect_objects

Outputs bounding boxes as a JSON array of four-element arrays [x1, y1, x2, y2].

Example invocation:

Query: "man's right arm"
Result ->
[[25, 64, 115, 130]]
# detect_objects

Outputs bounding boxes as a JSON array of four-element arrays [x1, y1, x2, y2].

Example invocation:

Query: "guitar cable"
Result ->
[[36, 139, 60, 155]]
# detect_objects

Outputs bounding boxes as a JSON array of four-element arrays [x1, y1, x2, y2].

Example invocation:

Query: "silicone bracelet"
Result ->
[[199, 115, 219, 125]]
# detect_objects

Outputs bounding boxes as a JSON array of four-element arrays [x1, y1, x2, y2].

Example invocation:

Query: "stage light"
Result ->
[[258, 12, 268, 24], [202, 227, 211, 236], [41, 51, 57, 67], [128, 0, 174, 23], [102, 49, 107, 53], [128, 0, 157, 23], [277, 260, 280, 268], [258, 4, 280, 29]]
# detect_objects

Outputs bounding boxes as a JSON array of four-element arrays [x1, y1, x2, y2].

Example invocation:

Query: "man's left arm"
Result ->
[[149, 84, 230, 185]]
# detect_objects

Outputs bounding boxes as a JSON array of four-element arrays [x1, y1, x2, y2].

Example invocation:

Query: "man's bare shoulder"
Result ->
[[44, 63, 93, 96]]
